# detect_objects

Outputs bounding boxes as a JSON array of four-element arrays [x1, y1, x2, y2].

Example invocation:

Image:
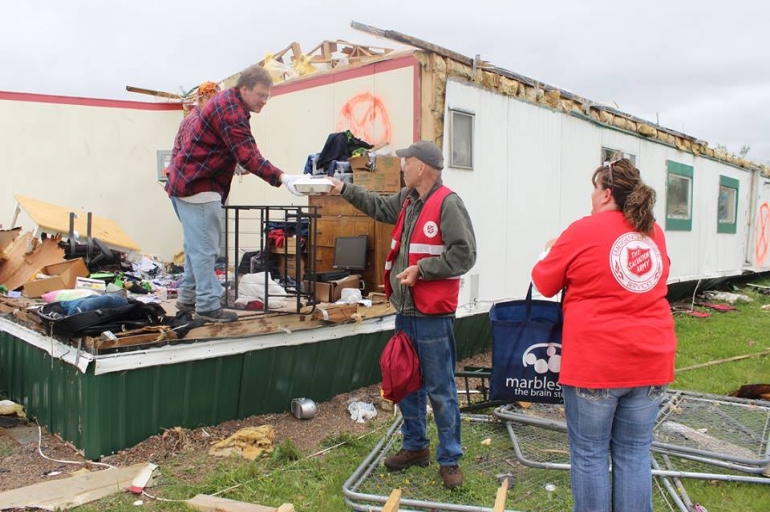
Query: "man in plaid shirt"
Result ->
[[166, 64, 302, 323]]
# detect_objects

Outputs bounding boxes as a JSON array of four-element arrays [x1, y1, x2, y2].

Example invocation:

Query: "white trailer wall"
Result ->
[[0, 95, 183, 259], [442, 78, 757, 304]]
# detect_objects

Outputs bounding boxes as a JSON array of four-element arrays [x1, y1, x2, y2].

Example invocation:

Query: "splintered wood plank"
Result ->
[[0, 462, 148, 510], [15, 194, 140, 251], [311, 303, 359, 323], [186, 494, 291, 512], [0, 232, 65, 291], [0, 227, 21, 254]]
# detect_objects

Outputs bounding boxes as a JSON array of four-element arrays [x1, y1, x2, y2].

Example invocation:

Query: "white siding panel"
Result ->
[[443, 78, 759, 303], [0, 99, 183, 259]]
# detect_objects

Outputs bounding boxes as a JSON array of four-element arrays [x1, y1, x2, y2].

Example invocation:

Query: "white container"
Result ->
[[293, 177, 334, 195], [341, 288, 362, 304]]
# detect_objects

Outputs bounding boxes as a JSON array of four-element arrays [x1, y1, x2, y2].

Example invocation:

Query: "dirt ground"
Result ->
[[0, 350, 493, 496]]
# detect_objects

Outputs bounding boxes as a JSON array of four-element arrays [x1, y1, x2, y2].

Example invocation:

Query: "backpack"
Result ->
[[36, 299, 167, 338], [380, 331, 422, 404]]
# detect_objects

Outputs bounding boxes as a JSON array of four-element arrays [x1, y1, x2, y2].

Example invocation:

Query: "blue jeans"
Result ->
[[395, 314, 462, 467], [171, 197, 224, 313], [563, 385, 667, 512]]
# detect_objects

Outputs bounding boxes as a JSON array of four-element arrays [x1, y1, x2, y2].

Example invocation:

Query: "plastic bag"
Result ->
[[236, 272, 288, 309], [348, 401, 377, 423]]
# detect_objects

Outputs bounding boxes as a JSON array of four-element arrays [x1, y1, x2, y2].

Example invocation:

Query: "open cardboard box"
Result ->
[[23, 258, 90, 298], [349, 155, 402, 193], [305, 274, 362, 303]]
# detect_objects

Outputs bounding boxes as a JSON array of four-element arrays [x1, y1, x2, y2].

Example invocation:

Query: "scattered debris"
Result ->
[[695, 302, 738, 312], [746, 283, 770, 295], [128, 462, 158, 494], [702, 291, 752, 304], [671, 306, 711, 318]]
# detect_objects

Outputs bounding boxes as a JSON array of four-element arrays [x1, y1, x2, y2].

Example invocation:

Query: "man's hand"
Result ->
[[328, 177, 344, 195], [396, 265, 420, 286], [280, 173, 304, 197]]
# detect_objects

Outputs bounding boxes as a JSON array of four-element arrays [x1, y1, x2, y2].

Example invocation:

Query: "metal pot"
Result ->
[[290, 397, 317, 420]]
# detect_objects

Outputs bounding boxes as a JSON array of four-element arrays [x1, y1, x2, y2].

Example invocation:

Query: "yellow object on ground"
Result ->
[[208, 425, 275, 460], [0, 400, 26, 418]]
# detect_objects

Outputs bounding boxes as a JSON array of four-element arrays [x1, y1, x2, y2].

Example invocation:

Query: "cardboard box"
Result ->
[[305, 274, 362, 303], [270, 236, 298, 254], [23, 258, 89, 298], [350, 156, 402, 193]]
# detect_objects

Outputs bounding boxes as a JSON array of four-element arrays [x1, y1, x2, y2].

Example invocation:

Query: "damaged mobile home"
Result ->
[[1, 23, 769, 458]]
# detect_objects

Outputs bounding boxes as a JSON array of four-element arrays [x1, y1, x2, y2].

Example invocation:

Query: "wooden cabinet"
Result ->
[[309, 195, 392, 294]]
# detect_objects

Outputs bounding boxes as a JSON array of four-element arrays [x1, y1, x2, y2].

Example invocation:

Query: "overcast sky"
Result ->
[[2, 0, 768, 164]]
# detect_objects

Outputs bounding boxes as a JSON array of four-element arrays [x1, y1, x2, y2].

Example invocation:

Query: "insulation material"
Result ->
[[208, 425, 275, 460]]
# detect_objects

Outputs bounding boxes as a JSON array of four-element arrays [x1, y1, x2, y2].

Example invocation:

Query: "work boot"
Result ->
[[175, 301, 195, 313], [383, 448, 430, 471], [196, 308, 238, 323], [439, 465, 464, 489]]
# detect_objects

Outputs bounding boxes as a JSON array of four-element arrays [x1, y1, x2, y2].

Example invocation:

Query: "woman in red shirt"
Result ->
[[532, 159, 676, 512]]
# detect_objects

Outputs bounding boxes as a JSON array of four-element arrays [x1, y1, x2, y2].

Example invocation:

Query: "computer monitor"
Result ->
[[333, 235, 368, 271]]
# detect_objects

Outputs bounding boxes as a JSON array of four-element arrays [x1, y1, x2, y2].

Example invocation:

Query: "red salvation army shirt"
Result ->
[[532, 210, 677, 389]]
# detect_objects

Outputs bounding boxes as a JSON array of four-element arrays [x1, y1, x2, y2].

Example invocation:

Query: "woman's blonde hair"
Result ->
[[591, 159, 657, 235]]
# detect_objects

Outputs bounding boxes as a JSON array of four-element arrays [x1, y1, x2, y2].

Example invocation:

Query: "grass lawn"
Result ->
[[73, 279, 770, 511]]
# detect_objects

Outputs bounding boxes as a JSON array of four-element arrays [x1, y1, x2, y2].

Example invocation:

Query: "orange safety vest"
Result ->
[[384, 186, 460, 314]]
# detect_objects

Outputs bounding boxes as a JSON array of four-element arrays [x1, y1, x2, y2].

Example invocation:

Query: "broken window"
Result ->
[[601, 147, 636, 166]]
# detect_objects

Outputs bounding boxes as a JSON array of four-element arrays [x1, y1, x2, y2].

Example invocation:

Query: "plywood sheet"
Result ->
[[15, 194, 140, 252], [0, 462, 147, 510]]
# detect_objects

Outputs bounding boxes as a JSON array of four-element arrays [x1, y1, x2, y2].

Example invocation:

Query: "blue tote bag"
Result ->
[[489, 284, 564, 404]]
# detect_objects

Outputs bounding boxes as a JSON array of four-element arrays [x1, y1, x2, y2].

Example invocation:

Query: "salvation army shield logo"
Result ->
[[423, 221, 439, 238], [627, 247, 652, 276], [610, 232, 663, 293]]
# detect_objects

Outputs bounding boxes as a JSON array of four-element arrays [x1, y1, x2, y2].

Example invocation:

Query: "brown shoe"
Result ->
[[383, 448, 430, 471], [439, 465, 464, 489]]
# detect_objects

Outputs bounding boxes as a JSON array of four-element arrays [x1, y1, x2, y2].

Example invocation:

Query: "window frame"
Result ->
[[601, 147, 636, 166], [449, 108, 474, 170], [665, 160, 694, 232], [717, 175, 739, 234]]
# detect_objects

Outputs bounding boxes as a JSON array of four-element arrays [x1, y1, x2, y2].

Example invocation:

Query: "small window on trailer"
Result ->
[[450, 109, 474, 169], [601, 147, 636, 166], [717, 175, 739, 234], [665, 160, 694, 231]]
